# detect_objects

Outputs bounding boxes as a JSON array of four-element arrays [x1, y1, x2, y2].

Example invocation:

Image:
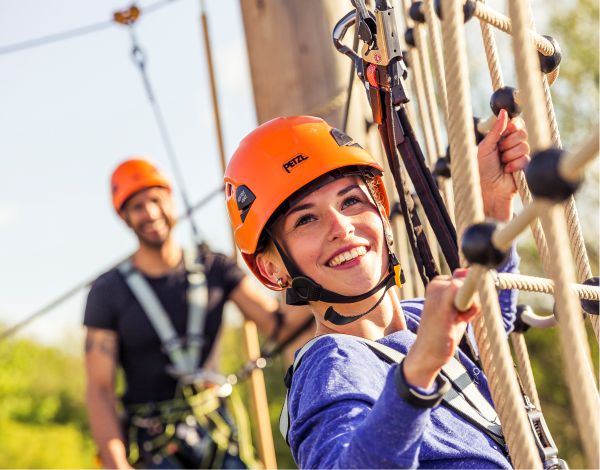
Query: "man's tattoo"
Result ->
[[85, 334, 117, 359], [85, 335, 94, 353], [100, 337, 117, 359]]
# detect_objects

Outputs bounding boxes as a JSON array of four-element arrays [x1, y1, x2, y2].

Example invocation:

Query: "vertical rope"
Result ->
[[440, 0, 541, 465], [527, 6, 596, 329], [422, 0, 449, 122], [508, 0, 600, 464], [510, 333, 542, 410]]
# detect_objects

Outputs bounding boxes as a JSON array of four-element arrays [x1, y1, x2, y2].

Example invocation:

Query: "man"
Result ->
[[84, 158, 311, 469]]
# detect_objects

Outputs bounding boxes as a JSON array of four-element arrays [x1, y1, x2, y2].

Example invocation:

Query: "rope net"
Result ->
[[388, 0, 599, 466]]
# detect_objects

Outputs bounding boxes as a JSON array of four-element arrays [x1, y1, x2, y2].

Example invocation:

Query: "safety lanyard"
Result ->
[[280, 334, 505, 449], [118, 249, 208, 375]]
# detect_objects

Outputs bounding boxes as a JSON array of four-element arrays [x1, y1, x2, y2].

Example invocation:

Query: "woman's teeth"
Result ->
[[328, 246, 367, 267]]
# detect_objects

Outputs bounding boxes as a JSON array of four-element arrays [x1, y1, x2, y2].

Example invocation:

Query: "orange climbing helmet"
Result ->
[[224, 116, 389, 290], [110, 158, 172, 211]]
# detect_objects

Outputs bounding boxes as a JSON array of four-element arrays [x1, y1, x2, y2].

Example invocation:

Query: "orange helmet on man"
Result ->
[[111, 158, 171, 212]]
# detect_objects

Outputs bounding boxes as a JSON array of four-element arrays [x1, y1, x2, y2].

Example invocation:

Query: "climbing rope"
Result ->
[[439, 0, 542, 466], [0, 0, 182, 56], [494, 272, 600, 301], [506, 0, 600, 463]]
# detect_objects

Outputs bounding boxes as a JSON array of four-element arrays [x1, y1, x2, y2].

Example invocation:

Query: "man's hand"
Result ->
[[477, 109, 530, 221], [403, 270, 480, 389]]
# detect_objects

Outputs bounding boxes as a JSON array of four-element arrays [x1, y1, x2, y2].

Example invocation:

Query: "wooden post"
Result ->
[[198, 2, 277, 468]]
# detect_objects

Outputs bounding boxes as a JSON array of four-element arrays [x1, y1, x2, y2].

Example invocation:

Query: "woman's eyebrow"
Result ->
[[337, 183, 360, 196], [286, 183, 360, 217], [286, 202, 314, 216]]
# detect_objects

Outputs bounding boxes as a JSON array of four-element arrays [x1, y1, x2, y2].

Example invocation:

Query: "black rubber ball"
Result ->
[[404, 28, 416, 47], [434, 0, 475, 21], [581, 277, 599, 316], [473, 117, 486, 144], [526, 148, 581, 202], [490, 87, 521, 118], [538, 35, 562, 74], [462, 222, 509, 268], [409, 1, 426, 23], [433, 157, 451, 179]]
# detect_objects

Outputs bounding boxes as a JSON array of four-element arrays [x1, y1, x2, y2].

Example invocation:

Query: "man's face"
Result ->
[[120, 187, 176, 248]]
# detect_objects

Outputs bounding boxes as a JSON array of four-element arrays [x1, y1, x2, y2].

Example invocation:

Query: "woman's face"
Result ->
[[271, 175, 388, 296]]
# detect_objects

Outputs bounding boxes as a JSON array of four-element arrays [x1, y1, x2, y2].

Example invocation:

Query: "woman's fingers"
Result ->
[[500, 142, 530, 163], [498, 128, 529, 152], [504, 156, 529, 173], [502, 116, 526, 136]]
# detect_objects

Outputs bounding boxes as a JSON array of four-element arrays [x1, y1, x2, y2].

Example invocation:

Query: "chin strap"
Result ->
[[323, 273, 398, 325], [269, 233, 404, 325]]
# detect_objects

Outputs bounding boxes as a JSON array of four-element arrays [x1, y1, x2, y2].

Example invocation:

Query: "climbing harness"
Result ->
[[123, 377, 256, 468], [118, 249, 208, 376], [279, 333, 505, 448], [117, 247, 258, 467]]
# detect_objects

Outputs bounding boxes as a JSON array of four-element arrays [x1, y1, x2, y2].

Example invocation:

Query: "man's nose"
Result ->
[[143, 202, 162, 219], [327, 208, 355, 241]]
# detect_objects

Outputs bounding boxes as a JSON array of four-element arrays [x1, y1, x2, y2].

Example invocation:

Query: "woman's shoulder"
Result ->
[[294, 333, 376, 367], [291, 334, 389, 392]]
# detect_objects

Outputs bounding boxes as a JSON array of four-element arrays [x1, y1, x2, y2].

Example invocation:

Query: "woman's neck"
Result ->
[[313, 287, 406, 341]]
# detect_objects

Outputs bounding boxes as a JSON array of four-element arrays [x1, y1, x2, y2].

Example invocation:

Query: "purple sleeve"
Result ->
[[497, 243, 520, 334], [288, 336, 430, 469]]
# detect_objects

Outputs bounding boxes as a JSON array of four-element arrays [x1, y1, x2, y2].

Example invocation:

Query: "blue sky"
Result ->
[[0, 0, 256, 343]]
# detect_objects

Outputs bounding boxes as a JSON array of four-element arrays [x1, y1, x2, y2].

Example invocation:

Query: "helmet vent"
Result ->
[[236, 185, 256, 222]]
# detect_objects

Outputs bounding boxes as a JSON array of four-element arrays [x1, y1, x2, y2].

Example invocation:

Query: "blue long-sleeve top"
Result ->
[[287, 247, 520, 469]]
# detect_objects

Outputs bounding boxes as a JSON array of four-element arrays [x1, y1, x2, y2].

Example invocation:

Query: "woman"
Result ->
[[224, 113, 528, 468]]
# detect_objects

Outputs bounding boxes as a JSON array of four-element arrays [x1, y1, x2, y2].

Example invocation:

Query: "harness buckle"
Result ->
[[524, 397, 569, 469]]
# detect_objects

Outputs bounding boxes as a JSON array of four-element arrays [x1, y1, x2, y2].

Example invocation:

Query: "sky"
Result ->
[[0, 0, 596, 346], [0, 0, 256, 344]]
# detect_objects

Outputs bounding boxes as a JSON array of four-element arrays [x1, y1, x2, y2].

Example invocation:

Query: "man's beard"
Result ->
[[134, 216, 176, 249]]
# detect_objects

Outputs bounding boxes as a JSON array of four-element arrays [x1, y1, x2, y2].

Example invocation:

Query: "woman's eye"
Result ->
[[294, 214, 315, 228], [342, 196, 361, 209]]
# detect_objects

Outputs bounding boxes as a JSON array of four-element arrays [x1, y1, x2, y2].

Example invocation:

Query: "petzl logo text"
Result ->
[[283, 154, 309, 173]]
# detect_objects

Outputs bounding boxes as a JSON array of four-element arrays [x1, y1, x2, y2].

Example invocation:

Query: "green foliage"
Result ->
[[549, 0, 599, 146], [0, 336, 96, 468]]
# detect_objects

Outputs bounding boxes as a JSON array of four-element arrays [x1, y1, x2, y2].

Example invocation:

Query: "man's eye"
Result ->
[[295, 214, 315, 228], [342, 196, 361, 209]]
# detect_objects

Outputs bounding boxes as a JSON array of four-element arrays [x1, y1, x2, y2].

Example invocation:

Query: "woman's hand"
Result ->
[[403, 270, 480, 389], [477, 109, 530, 222]]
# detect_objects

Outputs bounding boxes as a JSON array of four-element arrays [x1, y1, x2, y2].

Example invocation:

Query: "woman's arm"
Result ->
[[289, 336, 433, 469]]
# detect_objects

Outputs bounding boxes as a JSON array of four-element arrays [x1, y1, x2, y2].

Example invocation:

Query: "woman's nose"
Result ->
[[327, 209, 355, 241]]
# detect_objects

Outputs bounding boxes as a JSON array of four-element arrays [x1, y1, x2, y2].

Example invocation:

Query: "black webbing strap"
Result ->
[[378, 92, 441, 286], [382, 91, 460, 278]]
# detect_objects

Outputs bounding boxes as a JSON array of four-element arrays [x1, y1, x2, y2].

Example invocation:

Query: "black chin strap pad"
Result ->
[[288, 272, 394, 305], [324, 275, 396, 325]]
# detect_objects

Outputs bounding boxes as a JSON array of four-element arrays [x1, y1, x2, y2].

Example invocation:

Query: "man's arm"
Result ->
[[229, 277, 314, 342], [85, 327, 132, 470]]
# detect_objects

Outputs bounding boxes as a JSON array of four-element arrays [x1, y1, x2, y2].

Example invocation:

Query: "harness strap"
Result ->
[[279, 333, 505, 448], [183, 249, 209, 371], [118, 249, 208, 375]]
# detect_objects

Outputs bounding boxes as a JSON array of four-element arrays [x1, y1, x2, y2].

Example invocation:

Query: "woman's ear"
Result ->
[[256, 250, 288, 286]]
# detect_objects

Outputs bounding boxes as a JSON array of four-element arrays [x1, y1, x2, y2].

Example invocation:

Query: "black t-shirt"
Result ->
[[83, 250, 245, 405]]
